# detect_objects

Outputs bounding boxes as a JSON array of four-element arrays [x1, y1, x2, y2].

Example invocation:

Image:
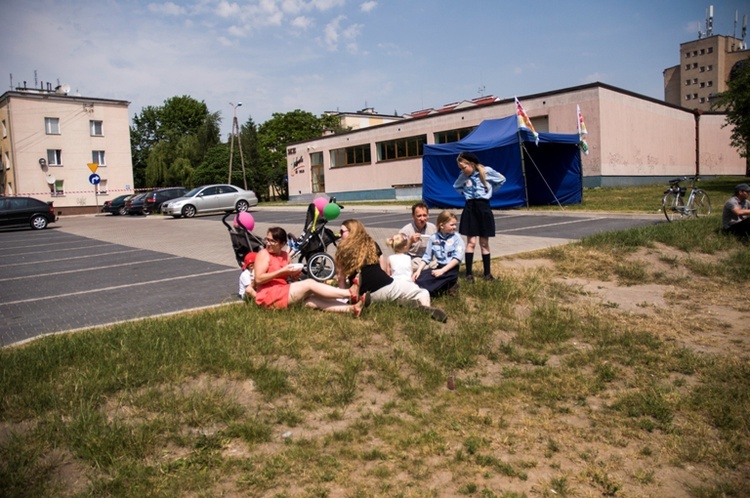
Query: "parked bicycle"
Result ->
[[662, 176, 711, 222]]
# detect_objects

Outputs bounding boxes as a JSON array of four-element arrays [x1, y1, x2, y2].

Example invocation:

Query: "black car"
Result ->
[[101, 194, 133, 216], [0, 196, 57, 230], [124, 193, 149, 215], [142, 187, 186, 214]]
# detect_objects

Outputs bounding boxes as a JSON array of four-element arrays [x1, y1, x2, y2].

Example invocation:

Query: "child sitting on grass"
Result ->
[[238, 252, 257, 301], [385, 233, 413, 282]]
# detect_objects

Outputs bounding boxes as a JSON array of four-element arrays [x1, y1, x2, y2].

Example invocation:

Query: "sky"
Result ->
[[2, 0, 749, 138]]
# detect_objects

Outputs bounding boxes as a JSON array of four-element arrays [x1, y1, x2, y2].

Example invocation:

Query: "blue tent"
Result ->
[[422, 116, 582, 209]]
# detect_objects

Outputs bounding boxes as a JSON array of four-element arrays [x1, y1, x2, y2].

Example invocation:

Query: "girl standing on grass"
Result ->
[[453, 151, 506, 282], [385, 233, 413, 282], [413, 211, 464, 297]]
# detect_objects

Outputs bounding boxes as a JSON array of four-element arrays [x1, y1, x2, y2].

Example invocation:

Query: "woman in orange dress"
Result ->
[[254, 226, 368, 316]]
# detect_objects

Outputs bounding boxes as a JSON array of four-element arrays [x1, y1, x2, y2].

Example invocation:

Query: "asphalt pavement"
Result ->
[[0, 205, 662, 347]]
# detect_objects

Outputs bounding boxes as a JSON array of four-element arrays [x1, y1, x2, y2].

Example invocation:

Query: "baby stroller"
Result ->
[[222, 211, 265, 268], [287, 198, 342, 282]]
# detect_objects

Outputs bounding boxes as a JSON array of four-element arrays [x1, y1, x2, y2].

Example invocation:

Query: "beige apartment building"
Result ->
[[663, 34, 749, 111], [286, 82, 745, 203], [0, 85, 134, 214]]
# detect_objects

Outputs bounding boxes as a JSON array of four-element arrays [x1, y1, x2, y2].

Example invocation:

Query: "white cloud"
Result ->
[[215, 0, 241, 18], [147, 2, 186, 16], [291, 16, 314, 29], [360, 1, 377, 13]]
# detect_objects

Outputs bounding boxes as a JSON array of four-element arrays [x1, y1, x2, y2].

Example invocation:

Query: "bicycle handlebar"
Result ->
[[668, 176, 700, 185]]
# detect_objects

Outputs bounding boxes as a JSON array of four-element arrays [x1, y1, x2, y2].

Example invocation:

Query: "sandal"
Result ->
[[349, 276, 360, 304]]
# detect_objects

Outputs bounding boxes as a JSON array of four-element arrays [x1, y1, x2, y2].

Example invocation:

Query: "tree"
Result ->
[[131, 96, 222, 188], [256, 110, 327, 200], [713, 59, 750, 167]]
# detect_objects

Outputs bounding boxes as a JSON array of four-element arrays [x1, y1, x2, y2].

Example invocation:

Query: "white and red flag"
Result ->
[[577, 104, 589, 155], [515, 97, 539, 145]]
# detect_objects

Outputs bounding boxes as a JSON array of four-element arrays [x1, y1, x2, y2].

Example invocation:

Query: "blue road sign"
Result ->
[[89, 173, 101, 185]]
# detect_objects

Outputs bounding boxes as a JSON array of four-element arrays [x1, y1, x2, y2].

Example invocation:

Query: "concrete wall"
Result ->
[[286, 83, 746, 201]]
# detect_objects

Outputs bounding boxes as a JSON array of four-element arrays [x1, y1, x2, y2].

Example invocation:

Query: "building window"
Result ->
[[330, 144, 371, 168], [45, 117, 60, 135], [692, 63, 698, 69], [700, 66, 706, 72], [47, 149, 62, 166], [700, 82, 705, 88], [692, 50, 698, 56], [685, 64, 691, 70], [3, 151, 9, 170], [707, 80, 713, 87], [2, 120, 6, 138], [707, 64, 713, 71], [693, 78, 698, 84], [685, 95, 691, 101], [310, 152, 325, 193], [376, 135, 427, 162], [700, 48, 705, 55], [90, 120, 103, 136], [693, 93, 698, 99], [52, 179, 64, 196], [96, 179, 108, 194], [685, 80, 691, 86], [708, 47, 713, 53], [92, 150, 106, 166], [685, 52, 691, 58], [700, 97, 706, 103], [435, 126, 476, 144]]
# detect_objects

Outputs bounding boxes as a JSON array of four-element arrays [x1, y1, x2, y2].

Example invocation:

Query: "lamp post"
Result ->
[[228, 102, 248, 189]]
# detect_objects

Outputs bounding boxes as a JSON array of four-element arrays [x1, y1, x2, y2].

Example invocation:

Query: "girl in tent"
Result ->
[[452, 151, 506, 282]]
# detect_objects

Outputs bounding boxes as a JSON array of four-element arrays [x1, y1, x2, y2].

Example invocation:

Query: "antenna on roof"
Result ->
[[477, 85, 486, 97], [706, 5, 714, 37]]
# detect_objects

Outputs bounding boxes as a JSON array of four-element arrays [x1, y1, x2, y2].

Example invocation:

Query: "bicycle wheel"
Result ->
[[691, 189, 712, 218], [662, 192, 683, 222], [307, 252, 336, 282]]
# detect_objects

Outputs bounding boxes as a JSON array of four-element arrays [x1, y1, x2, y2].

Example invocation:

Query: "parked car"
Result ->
[[101, 194, 132, 216], [161, 184, 258, 218], [141, 187, 186, 214], [0, 196, 57, 230], [124, 193, 149, 215]]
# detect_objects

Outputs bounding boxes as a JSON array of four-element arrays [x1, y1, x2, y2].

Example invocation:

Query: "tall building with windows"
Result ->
[[0, 83, 133, 214], [663, 33, 749, 111]]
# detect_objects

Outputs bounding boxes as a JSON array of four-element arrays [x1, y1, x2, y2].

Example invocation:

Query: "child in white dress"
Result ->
[[386, 233, 413, 282]]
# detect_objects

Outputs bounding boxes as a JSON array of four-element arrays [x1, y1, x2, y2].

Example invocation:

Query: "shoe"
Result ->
[[425, 306, 448, 323], [464, 274, 475, 283], [448, 282, 460, 297], [484, 274, 495, 281], [349, 278, 360, 303], [396, 298, 421, 309]]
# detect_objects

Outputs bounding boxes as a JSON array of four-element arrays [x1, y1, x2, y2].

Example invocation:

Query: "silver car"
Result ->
[[161, 184, 258, 218]]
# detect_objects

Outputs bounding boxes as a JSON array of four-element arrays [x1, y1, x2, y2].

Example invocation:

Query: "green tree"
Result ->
[[131, 96, 221, 188], [256, 110, 327, 200], [191, 144, 231, 186], [713, 59, 750, 167]]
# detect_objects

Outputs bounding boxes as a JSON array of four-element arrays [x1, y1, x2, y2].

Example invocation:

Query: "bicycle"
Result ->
[[661, 176, 712, 222]]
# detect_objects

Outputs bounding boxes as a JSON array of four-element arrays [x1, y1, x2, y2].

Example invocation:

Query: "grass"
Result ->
[[1, 181, 750, 497]]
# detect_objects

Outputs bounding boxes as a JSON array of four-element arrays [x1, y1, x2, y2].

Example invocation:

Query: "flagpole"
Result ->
[[517, 128, 530, 208]]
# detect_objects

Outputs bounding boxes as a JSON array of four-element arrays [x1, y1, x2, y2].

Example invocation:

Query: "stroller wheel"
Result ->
[[307, 253, 336, 282]]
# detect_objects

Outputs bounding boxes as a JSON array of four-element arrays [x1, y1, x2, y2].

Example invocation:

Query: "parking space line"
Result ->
[[2, 248, 144, 267], [2, 242, 116, 258], [497, 217, 605, 233], [0, 268, 236, 306], [0, 256, 182, 282]]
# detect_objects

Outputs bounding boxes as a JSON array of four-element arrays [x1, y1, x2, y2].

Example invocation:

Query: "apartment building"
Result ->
[[664, 34, 749, 111], [0, 84, 134, 214]]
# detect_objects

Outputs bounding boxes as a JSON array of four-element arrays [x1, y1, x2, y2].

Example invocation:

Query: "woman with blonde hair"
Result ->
[[414, 210, 464, 296], [335, 219, 446, 322], [453, 151, 505, 281]]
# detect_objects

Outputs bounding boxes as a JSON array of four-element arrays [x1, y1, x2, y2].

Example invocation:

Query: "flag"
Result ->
[[577, 105, 589, 155], [515, 97, 539, 145]]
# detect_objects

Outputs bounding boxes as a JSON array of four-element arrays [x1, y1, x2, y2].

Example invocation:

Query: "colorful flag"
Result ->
[[515, 97, 539, 145], [577, 105, 589, 155]]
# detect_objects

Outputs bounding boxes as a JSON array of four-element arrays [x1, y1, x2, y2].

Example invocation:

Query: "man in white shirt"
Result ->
[[400, 202, 437, 270]]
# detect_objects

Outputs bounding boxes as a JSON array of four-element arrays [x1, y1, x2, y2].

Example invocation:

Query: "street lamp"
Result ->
[[228, 102, 248, 189]]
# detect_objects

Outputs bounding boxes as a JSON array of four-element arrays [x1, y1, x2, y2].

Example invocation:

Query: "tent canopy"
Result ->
[[422, 116, 582, 209]]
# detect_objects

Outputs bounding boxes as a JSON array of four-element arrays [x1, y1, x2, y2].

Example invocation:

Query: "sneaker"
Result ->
[[426, 306, 448, 323], [464, 274, 475, 283], [484, 274, 495, 281]]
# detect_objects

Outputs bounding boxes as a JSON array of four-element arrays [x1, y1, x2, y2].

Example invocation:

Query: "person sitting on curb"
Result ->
[[722, 183, 750, 238]]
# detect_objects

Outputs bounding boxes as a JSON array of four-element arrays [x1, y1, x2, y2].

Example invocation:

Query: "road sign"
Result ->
[[87, 162, 99, 173], [89, 173, 101, 185]]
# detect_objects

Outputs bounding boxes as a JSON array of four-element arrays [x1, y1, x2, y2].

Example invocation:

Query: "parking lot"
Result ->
[[0, 206, 661, 346]]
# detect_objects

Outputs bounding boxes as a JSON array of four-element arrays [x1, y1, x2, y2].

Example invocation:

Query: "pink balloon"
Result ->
[[313, 197, 328, 214], [237, 211, 255, 232]]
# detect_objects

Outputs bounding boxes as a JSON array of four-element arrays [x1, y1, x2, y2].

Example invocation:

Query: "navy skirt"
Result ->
[[459, 199, 495, 237], [415, 264, 459, 297]]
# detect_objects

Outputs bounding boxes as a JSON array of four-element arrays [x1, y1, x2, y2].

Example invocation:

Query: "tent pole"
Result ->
[[518, 131, 530, 207]]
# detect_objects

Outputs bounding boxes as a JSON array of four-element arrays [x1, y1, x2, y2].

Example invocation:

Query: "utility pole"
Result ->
[[228, 102, 248, 189]]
